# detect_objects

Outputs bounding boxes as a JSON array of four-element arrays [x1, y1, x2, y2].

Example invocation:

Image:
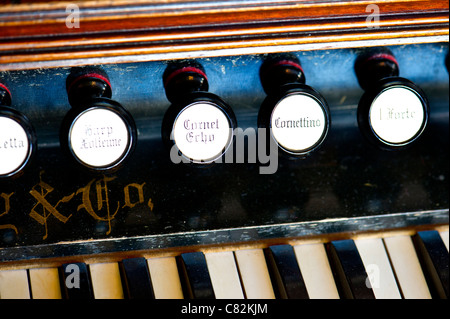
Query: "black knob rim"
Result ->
[[258, 84, 331, 157], [0, 83, 12, 106], [60, 98, 137, 172], [162, 92, 237, 164], [357, 77, 429, 150], [163, 62, 209, 104], [355, 47, 400, 91], [259, 53, 306, 96], [66, 68, 113, 107], [0, 106, 37, 178]]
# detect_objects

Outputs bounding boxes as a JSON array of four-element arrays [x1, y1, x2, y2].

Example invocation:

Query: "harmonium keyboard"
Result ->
[[0, 0, 448, 302]]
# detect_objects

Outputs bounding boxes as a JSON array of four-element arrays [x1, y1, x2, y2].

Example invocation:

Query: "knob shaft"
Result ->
[[0, 83, 37, 178], [163, 61, 209, 104], [258, 54, 330, 157], [161, 61, 236, 164], [355, 48, 429, 150], [60, 67, 137, 172]]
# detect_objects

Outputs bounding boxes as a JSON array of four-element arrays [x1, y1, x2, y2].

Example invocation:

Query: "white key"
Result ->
[[205, 251, 244, 299], [354, 237, 401, 299], [89, 263, 124, 299], [293, 243, 339, 299], [29, 267, 62, 299], [0, 269, 30, 299], [383, 235, 431, 299], [147, 257, 183, 299], [234, 249, 275, 299], [439, 230, 449, 251]]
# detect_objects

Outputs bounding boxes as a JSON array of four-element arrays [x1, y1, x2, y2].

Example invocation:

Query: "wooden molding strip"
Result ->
[[0, 0, 448, 70]]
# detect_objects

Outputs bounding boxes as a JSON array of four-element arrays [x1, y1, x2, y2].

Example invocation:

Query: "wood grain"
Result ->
[[0, 0, 448, 70]]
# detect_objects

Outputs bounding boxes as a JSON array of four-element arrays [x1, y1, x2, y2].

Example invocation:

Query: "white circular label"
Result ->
[[270, 94, 327, 153], [0, 116, 30, 176], [69, 108, 130, 167], [369, 86, 425, 144], [173, 102, 232, 162]]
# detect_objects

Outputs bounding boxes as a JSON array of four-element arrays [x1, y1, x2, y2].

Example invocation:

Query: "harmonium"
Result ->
[[0, 0, 448, 302]]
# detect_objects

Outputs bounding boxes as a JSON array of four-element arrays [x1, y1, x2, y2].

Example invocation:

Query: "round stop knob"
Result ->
[[355, 48, 429, 150], [60, 68, 137, 172], [0, 83, 37, 178], [258, 54, 330, 157], [161, 61, 237, 164]]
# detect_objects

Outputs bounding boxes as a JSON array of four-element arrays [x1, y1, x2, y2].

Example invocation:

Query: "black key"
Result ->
[[265, 245, 309, 299], [414, 230, 449, 298], [59, 262, 94, 299], [327, 239, 375, 299], [177, 252, 215, 299], [120, 257, 154, 299]]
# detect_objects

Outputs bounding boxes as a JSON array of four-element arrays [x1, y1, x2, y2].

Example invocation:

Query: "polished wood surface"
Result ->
[[0, 0, 448, 70]]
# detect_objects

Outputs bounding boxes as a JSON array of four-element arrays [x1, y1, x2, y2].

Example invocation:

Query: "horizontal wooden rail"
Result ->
[[0, 0, 448, 70]]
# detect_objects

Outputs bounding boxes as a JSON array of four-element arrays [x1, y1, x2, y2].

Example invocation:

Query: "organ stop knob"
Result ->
[[0, 82, 37, 178], [161, 61, 237, 164], [355, 47, 429, 150], [258, 54, 331, 157], [60, 67, 137, 172]]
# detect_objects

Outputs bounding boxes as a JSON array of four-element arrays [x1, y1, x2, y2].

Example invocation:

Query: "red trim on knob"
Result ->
[[364, 52, 399, 67], [0, 82, 12, 100], [67, 72, 112, 94], [270, 59, 304, 74], [164, 66, 208, 88]]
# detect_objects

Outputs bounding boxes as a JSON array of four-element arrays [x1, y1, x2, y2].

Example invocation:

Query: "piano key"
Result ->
[[29, 267, 62, 299], [147, 256, 184, 299], [293, 243, 340, 299], [204, 251, 244, 299], [60, 262, 94, 299], [89, 262, 124, 299], [120, 257, 154, 299], [264, 245, 308, 299], [354, 237, 401, 299], [439, 230, 449, 251], [0, 269, 30, 299], [234, 248, 275, 299], [177, 252, 215, 299], [327, 239, 375, 299], [414, 230, 449, 298], [383, 235, 431, 299]]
